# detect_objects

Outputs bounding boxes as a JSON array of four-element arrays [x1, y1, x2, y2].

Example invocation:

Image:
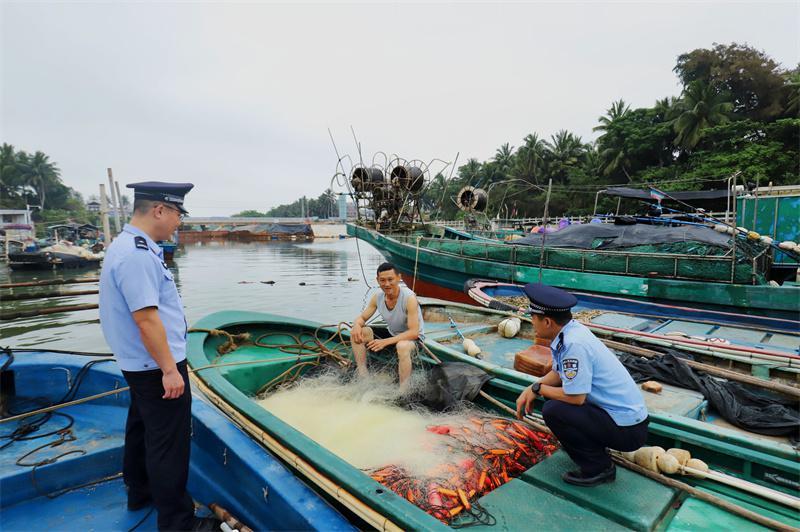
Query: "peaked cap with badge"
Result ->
[[127, 181, 194, 214], [522, 283, 578, 314]]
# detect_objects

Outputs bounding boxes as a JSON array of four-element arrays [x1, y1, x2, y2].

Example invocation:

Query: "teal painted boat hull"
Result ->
[[348, 224, 800, 317]]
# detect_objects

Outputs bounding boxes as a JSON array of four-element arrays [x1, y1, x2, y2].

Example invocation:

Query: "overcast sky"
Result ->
[[2, 1, 798, 216]]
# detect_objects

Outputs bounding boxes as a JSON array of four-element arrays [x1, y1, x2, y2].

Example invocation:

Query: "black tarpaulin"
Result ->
[[604, 187, 731, 201], [511, 222, 732, 250], [618, 352, 800, 437]]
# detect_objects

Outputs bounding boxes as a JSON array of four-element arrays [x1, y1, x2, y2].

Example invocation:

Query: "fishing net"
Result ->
[[366, 414, 559, 526]]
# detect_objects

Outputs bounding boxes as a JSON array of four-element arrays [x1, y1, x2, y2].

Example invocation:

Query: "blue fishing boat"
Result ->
[[464, 280, 800, 379], [0, 350, 351, 531]]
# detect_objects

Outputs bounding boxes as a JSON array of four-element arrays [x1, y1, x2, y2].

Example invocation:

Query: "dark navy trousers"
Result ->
[[542, 399, 649, 476], [122, 360, 194, 531]]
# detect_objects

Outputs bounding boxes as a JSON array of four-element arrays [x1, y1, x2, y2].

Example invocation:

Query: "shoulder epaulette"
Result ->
[[134, 236, 149, 250]]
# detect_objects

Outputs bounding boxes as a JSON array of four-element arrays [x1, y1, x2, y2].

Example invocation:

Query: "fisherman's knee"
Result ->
[[396, 341, 414, 357]]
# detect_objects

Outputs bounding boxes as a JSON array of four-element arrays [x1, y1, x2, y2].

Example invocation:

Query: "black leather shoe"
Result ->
[[562, 465, 616, 487], [126, 494, 152, 511], [191, 516, 224, 531]]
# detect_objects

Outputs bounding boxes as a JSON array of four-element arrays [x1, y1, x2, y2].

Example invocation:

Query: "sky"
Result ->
[[2, 1, 798, 216]]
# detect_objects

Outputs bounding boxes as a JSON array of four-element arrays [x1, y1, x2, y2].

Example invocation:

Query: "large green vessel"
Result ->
[[347, 223, 800, 318]]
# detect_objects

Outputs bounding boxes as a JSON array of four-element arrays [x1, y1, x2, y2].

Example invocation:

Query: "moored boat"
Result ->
[[416, 298, 800, 439], [0, 350, 350, 531], [187, 310, 799, 531], [347, 223, 800, 318], [464, 279, 800, 380]]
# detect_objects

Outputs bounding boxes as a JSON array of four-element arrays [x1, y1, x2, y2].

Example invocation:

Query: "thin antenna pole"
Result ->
[[538, 178, 552, 283]]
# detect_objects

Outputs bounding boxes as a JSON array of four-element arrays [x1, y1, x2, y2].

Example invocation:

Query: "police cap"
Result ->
[[522, 283, 577, 314], [127, 181, 194, 214]]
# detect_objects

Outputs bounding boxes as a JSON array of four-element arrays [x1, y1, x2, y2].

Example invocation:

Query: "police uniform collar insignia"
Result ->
[[134, 236, 149, 250], [563, 358, 579, 379]]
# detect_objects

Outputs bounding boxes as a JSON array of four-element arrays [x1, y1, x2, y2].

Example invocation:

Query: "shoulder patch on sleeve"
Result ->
[[563, 358, 579, 380], [134, 236, 149, 250]]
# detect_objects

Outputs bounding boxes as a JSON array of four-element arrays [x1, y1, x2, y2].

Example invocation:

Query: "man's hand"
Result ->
[[352, 324, 363, 344], [162, 369, 185, 399], [515, 386, 537, 419], [367, 338, 392, 352]]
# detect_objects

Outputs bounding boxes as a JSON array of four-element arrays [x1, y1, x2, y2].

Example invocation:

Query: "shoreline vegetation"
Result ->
[[259, 42, 800, 220], [3, 43, 797, 227]]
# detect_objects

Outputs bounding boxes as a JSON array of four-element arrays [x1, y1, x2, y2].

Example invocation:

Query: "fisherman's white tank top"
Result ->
[[377, 286, 425, 338]]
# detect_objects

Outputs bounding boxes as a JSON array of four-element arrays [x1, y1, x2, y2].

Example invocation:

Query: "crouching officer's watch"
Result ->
[[531, 381, 542, 395]]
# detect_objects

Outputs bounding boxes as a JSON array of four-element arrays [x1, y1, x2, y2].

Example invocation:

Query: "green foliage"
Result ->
[[0, 143, 91, 223], [424, 42, 798, 218], [675, 43, 788, 121], [261, 189, 337, 218], [232, 209, 268, 217]]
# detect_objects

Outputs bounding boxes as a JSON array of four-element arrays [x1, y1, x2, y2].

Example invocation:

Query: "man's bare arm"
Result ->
[[132, 307, 184, 399]]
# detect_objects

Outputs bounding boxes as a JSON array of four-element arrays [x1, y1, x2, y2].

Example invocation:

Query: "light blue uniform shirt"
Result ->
[[99, 224, 187, 372], [551, 320, 648, 426]]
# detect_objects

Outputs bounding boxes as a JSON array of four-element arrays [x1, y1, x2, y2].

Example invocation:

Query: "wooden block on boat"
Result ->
[[641, 381, 663, 394], [514, 345, 552, 377]]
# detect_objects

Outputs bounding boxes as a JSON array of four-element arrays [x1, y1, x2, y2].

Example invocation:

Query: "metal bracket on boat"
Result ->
[[262, 486, 269, 501], [223, 447, 228, 466], [52, 367, 72, 390]]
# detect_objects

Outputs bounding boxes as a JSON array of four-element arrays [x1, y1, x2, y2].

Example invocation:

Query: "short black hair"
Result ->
[[543, 310, 572, 326], [133, 198, 156, 215], [377, 262, 398, 275]]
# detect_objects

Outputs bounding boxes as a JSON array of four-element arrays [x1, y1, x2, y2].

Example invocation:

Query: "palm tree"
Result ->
[[512, 134, 548, 185], [544, 130, 585, 183], [593, 99, 631, 135], [18, 150, 61, 209], [672, 81, 734, 150], [653, 97, 679, 123], [493, 143, 515, 175]]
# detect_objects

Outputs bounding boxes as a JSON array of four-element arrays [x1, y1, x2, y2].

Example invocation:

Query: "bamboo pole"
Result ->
[[99, 183, 112, 243], [1, 289, 99, 302], [108, 168, 121, 233], [612, 456, 795, 532], [0, 303, 99, 321], [681, 465, 800, 511], [537, 178, 552, 283], [114, 180, 125, 224], [0, 277, 99, 289], [601, 338, 800, 399]]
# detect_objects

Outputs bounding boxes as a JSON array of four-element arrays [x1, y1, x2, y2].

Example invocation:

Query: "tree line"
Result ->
[[233, 189, 338, 218], [0, 143, 101, 228], [427, 42, 799, 219]]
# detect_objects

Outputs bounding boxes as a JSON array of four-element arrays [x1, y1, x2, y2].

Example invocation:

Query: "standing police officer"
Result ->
[[515, 283, 649, 487], [100, 182, 216, 531]]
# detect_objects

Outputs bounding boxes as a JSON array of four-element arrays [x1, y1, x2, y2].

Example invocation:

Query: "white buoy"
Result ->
[[462, 338, 482, 357], [759, 236, 773, 245], [497, 317, 522, 338], [713, 224, 728, 233]]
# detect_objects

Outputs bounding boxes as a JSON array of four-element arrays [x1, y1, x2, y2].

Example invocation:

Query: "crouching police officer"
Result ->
[[100, 182, 219, 531], [515, 283, 649, 487]]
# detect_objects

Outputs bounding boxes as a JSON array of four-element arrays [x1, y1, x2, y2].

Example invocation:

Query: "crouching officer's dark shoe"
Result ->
[[562, 465, 616, 487], [191, 516, 224, 531]]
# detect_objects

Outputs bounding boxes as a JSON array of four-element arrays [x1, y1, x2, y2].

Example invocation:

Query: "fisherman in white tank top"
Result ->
[[351, 262, 424, 390]]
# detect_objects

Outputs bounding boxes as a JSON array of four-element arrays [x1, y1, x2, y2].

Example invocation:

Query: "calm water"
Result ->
[[0, 239, 386, 352]]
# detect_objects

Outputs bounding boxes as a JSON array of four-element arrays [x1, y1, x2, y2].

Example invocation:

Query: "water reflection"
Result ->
[[1, 239, 385, 351]]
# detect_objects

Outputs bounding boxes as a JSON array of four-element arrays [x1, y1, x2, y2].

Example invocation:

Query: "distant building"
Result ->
[[86, 200, 101, 212], [337, 195, 358, 220], [0, 208, 35, 240]]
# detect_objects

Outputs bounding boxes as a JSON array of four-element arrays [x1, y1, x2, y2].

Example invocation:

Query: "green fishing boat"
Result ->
[[187, 311, 799, 531], [346, 223, 800, 318]]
